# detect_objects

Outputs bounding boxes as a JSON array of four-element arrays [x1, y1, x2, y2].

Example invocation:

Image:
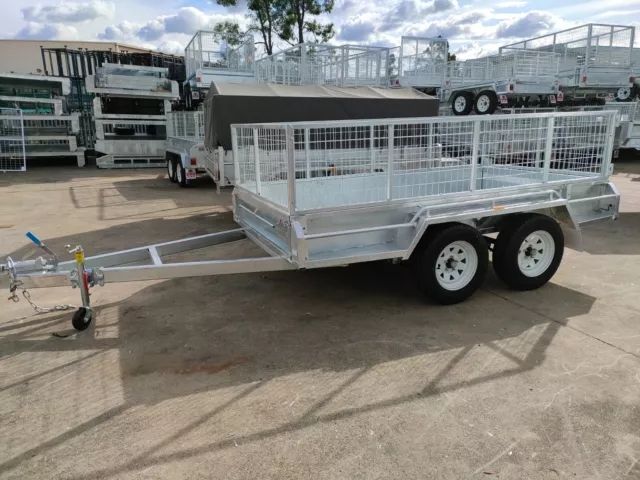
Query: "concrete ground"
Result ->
[[0, 163, 639, 480]]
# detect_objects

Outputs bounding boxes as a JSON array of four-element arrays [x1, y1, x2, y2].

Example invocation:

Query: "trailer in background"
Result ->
[[396, 36, 448, 92], [255, 43, 391, 87], [500, 23, 635, 104], [183, 31, 255, 109], [442, 49, 561, 115]]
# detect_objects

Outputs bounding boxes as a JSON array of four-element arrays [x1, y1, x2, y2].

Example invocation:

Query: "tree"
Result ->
[[278, 0, 335, 45], [445, 41, 456, 62], [212, 21, 244, 46], [216, 0, 280, 55]]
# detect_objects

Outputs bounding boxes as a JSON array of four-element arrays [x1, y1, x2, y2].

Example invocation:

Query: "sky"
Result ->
[[2, 0, 640, 59]]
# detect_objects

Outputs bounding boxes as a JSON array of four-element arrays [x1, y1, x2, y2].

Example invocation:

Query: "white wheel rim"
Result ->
[[435, 241, 478, 291], [476, 95, 490, 112], [454, 96, 467, 112], [168, 161, 174, 178], [177, 166, 183, 183], [617, 87, 630, 100], [517, 230, 555, 277]]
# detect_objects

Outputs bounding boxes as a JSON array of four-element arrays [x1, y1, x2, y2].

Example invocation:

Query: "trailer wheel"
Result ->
[[474, 91, 498, 115], [493, 214, 564, 291], [176, 162, 188, 188], [72, 307, 93, 331], [413, 224, 488, 305], [167, 157, 177, 183], [452, 92, 474, 116], [615, 87, 632, 102]]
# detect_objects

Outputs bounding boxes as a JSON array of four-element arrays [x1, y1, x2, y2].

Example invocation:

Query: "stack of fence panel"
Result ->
[[0, 72, 85, 167], [85, 64, 179, 168]]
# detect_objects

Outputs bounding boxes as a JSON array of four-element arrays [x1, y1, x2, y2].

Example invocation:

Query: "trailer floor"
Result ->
[[1, 162, 640, 480]]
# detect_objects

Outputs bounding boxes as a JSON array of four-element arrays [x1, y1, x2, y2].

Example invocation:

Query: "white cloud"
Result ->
[[338, 19, 377, 42], [136, 7, 244, 41], [22, 0, 115, 24], [425, 0, 460, 14], [97, 20, 140, 41], [494, 10, 565, 38], [407, 10, 490, 39], [156, 40, 185, 55], [15, 22, 79, 40], [494, 1, 527, 7], [378, 0, 459, 32]]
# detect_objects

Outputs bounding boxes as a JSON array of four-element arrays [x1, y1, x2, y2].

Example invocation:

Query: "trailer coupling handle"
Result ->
[[26, 232, 59, 268]]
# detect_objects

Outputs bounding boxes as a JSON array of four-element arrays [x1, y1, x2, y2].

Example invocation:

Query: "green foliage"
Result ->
[[215, 0, 335, 55], [278, 0, 335, 44], [212, 20, 244, 46]]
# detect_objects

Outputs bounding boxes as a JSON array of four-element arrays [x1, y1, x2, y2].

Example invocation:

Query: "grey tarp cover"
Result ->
[[203, 82, 440, 151]]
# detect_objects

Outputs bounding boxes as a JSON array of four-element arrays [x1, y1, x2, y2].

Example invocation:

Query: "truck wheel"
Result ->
[[493, 214, 564, 291], [176, 162, 188, 188], [413, 224, 488, 305], [452, 91, 474, 116], [475, 90, 498, 115], [167, 157, 177, 183]]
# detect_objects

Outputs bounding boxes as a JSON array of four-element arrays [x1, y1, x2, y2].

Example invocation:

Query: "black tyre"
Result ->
[[167, 156, 177, 183], [72, 307, 92, 331], [474, 90, 498, 115], [176, 161, 188, 188], [493, 214, 564, 291], [412, 224, 489, 305], [452, 91, 474, 116]]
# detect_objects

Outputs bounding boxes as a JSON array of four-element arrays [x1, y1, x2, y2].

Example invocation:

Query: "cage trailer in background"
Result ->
[[183, 31, 256, 109], [190, 82, 438, 190], [500, 24, 636, 104], [442, 49, 561, 115], [395, 36, 448, 93], [3, 110, 620, 331], [255, 43, 391, 87]]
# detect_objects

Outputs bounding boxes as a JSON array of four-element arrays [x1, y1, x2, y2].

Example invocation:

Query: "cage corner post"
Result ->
[[286, 125, 297, 213]]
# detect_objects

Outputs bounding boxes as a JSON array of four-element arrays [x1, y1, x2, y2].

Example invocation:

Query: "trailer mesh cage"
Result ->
[[500, 24, 635, 88], [185, 31, 254, 79], [232, 111, 617, 212], [167, 111, 205, 139], [398, 37, 448, 87], [255, 43, 391, 87], [445, 50, 560, 87]]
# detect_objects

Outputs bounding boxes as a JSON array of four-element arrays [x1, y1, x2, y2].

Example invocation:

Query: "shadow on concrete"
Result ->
[[0, 242, 597, 478], [66, 174, 224, 222], [581, 212, 640, 255]]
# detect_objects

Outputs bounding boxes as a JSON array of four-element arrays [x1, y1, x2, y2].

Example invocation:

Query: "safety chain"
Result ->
[[19, 289, 76, 314]]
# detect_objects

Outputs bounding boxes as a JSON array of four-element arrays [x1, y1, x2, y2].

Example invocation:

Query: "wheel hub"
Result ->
[[618, 87, 630, 99], [477, 96, 489, 112], [435, 241, 478, 291], [454, 96, 467, 112], [517, 231, 555, 277]]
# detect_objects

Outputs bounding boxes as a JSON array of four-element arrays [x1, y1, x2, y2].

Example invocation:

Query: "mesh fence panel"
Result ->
[[233, 112, 616, 212]]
